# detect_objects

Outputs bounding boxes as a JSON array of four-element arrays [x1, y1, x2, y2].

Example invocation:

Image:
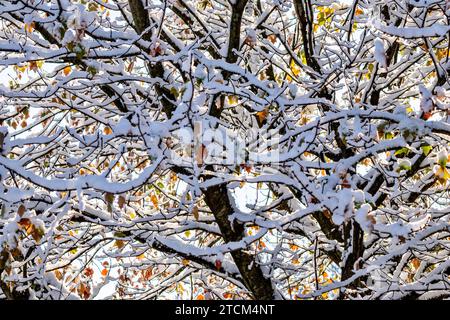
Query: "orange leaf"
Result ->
[[24, 22, 35, 33], [256, 109, 269, 125], [223, 292, 233, 299], [150, 194, 159, 208], [103, 126, 113, 135], [412, 258, 420, 269], [63, 66, 71, 76], [101, 268, 108, 277]]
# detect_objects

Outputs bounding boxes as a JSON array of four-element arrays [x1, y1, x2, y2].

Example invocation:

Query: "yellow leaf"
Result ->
[[24, 22, 35, 33], [137, 253, 145, 260], [227, 95, 238, 106], [290, 60, 301, 77], [182, 259, 190, 266], [435, 166, 450, 184]]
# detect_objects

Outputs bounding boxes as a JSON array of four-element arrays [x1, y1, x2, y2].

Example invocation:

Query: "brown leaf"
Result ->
[[118, 195, 126, 209], [195, 144, 207, 166], [256, 109, 269, 125], [17, 204, 26, 217], [192, 205, 199, 221]]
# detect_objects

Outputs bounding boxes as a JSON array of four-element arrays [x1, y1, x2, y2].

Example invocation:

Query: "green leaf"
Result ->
[[421, 145, 432, 156], [394, 147, 410, 158], [114, 231, 127, 238]]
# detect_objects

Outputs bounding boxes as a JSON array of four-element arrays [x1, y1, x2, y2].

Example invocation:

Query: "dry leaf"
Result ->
[[256, 109, 269, 125], [103, 126, 113, 135], [118, 195, 126, 209], [18, 204, 26, 217], [192, 205, 199, 220]]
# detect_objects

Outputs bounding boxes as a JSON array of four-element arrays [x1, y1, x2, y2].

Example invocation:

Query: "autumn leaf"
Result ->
[[118, 195, 126, 209], [84, 267, 94, 278], [24, 22, 35, 33], [31, 226, 45, 243], [54, 270, 63, 280], [150, 194, 159, 208], [256, 109, 269, 125], [435, 165, 450, 184], [227, 95, 238, 106], [195, 144, 208, 166], [192, 205, 199, 220], [115, 239, 125, 249], [290, 60, 301, 77], [422, 112, 432, 120], [267, 34, 277, 44], [103, 126, 113, 135], [18, 204, 26, 217], [137, 253, 145, 260], [18, 218, 32, 232], [101, 268, 108, 277], [63, 66, 72, 76], [105, 192, 114, 212], [77, 282, 91, 299], [412, 258, 420, 269], [223, 292, 233, 299]]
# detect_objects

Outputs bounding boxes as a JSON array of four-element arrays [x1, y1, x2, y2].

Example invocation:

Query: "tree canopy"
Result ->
[[0, 0, 450, 300]]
